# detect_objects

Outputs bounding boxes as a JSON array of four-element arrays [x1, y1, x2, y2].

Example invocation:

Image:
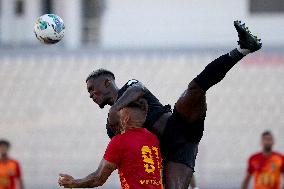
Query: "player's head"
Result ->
[[0, 139, 10, 159], [86, 69, 118, 109], [261, 130, 274, 153], [119, 98, 148, 130]]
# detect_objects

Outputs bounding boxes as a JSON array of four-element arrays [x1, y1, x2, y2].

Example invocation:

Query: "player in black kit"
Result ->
[[86, 21, 262, 189]]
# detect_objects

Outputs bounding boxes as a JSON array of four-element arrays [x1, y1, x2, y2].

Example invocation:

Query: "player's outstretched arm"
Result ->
[[18, 177, 24, 189], [282, 170, 284, 189], [58, 159, 117, 188]]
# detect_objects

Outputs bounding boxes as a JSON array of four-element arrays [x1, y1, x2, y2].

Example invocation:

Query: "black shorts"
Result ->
[[160, 108, 205, 171]]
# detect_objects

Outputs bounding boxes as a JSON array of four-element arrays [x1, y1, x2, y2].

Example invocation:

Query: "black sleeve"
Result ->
[[117, 79, 140, 98]]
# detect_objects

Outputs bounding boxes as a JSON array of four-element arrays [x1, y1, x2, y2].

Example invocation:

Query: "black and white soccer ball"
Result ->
[[34, 14, 65, 44]]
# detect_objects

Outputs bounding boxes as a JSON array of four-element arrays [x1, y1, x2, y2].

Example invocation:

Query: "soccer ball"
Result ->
[[34, 14, 65, 44]]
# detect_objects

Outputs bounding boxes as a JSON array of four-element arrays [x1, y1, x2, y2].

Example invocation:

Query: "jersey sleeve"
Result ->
[[118, 79, 140, 97], [103, 135, 123, 166], [247, 156, 254, 174], [126, 79, 139, 87], [281, 155, 284, 172], [15, 161, 21, 178]]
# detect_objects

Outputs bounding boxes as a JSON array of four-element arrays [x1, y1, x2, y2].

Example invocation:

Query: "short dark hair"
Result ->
[[126, 98, 148, 112], [0, 139, 10, 148], [262, 130, 273, 137], [86, 69, 115, 82]]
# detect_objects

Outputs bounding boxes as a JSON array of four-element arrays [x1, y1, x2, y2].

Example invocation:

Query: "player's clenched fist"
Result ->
[[58, 173, 76, 188]]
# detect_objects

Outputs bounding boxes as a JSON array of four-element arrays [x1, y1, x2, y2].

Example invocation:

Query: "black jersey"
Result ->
[[106, 79, 171, 138]]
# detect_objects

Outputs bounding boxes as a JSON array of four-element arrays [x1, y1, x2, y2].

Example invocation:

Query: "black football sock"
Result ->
[[194, 49, 245, 91]]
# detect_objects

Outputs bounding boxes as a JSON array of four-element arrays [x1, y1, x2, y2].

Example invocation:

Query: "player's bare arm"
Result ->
[[108, 82, 146, 126], [241, 172, 252, 189], [112, 82, 146, 111], [58, 159, 117, 188], [282, 172, 284, 189], [18, 177, 25, 189]]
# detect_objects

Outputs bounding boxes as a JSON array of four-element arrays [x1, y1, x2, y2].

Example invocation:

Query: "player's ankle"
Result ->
[[229, 48, 245, 61], [237, 46, 251, 56]]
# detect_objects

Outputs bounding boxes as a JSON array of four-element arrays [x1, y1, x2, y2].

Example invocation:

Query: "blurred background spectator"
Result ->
[[0, 139, 24, 189], [241, 131, 284, 189]]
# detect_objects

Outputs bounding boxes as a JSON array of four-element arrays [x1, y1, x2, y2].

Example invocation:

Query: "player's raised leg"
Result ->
[[175, 20, 262, 121], [163, 20, 262, 189]]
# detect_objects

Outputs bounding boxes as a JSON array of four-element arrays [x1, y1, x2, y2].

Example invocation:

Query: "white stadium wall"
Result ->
[[0, 0, 41, 45], [102, 0, 284, 48], [0, 0, 284, 48]]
